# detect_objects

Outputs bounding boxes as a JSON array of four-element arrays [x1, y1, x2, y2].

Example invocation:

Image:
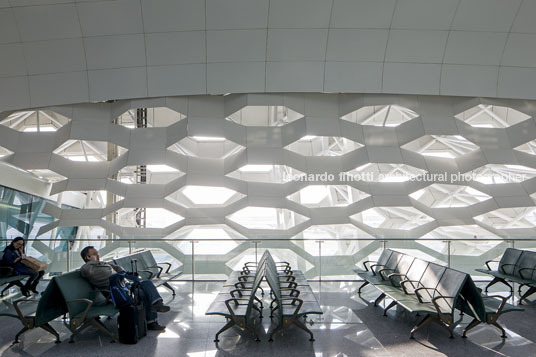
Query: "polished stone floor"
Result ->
[[0, 280, 534, 357]]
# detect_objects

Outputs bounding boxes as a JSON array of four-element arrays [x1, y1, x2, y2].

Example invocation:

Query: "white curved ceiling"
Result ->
[[1, 0, 536, 112]]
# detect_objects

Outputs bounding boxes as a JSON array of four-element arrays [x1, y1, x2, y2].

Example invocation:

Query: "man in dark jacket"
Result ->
[[80, 246, 170, 331]]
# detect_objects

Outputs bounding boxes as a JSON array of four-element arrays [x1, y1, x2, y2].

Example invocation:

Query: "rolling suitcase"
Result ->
[[117, 260, 147, 344]]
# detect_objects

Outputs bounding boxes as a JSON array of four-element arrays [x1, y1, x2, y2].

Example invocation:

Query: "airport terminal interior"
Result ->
[[1, 1, 536, 356]]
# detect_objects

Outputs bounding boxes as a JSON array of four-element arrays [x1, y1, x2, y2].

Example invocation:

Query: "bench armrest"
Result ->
[[378, 268, 395, 280], [400, 279, 421, 295], [137, 269, 154, 279], [146, 265, 164, 278], [370, 264, 386, 276], [224, 298, 250, 319], [431, 295, 457, 320], [279, 297, 304, 318], [499, 263, 516, 275], [157, 262, 173, 274], [485, 295, 509, 315], [65, 298, 94, 326], [485, 260, 499, 271], [415, 287, 439, 303], [388, 273, 408, 287], [518, 267, 536, 280], [362, 260, 376, 272], [13, 298, 39, 326], [0, 266, 14, 277], [280, 288, 300, 297], [282, 281, 298, 289], [279, 275, 296, 282]]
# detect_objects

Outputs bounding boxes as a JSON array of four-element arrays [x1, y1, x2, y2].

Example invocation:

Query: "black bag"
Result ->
[[117, 260, 147, 344]]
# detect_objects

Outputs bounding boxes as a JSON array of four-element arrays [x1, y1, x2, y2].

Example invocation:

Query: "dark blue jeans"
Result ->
[[138, 280, 162, 323]]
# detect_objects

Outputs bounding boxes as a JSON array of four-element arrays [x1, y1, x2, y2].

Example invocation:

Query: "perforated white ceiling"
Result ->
[[1, 0, 536, 113]]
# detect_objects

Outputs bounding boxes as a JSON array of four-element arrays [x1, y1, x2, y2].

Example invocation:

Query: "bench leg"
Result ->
[[490, 321, 507, 338], [68, 322, 92, 343], [410, 314, 433, 339], [214, 320, 235, 342], [90, 318, 117, 342], [293, 318, 315, 341], [14, 326, 30, 343], [246, 325, 260, 342], [162, 282, 176, 296], [383, 300, 397, 316], [519, 286, 536, 304], [357, 281, 369, 294], [374, 293, 386, 307], [40, 323, 61, 343], [268, 324, 284, 342], [462, 318, 480, 338], [485, 277, 512, 295]]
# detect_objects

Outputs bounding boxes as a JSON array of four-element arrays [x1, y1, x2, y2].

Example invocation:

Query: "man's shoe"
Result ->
[[147, 322, 166, 331], [151, 300, 171, 313]]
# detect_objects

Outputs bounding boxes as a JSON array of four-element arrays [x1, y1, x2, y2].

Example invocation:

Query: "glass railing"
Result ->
[[6, 237, 536, 282]]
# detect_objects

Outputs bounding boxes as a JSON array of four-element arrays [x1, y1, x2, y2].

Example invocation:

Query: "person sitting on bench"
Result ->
[[80, 246, 171, 331], [1, 237, 44, 296]]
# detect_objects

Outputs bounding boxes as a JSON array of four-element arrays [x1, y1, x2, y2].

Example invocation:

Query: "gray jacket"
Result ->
[[80, 260, 123, 290]]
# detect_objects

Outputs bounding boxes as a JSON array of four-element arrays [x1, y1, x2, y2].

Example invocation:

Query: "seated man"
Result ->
[[80, 246, 170, 331]]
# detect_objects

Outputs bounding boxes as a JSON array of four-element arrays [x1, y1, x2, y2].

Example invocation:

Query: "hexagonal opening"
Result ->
[[54, 140, 127, 162], [28, 169, 67, 183], [419, 225, 501, 256], [61, 190, 124, 208], [342, 105, 419, 127], [455, 104, 531, 128], [116, 107, 185, 128], [514, 140, 536, 155], [402, 135, 478, 159], [227, 207, 308, 230], [0, 109, 71, 132], [227, 105, 303, 126], [169, 136, 245, 159], [410, 184, 491, 208], [287, 185, 369, 208], [353, 207, 434, 230], [168, 225, 244, 255], [116, 165, 183, 185], [292, 224, 372, 256], [167, 185, 245, 207], [348, 163, 426, 182], [285, 136, 363, 156], [227, 164, 306, 184], [116, 207, 184, 228], [471, 164, 536, 184], [0, 145, 13, 157], [475, 207, 536, 229]]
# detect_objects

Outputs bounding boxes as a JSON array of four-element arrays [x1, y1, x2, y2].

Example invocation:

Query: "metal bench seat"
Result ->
[[476, 248, 536, 303], [114, 251, 183, 296], [356, 249, 523, 339]]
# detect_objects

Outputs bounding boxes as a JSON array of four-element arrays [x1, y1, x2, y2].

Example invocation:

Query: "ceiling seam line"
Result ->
[[439, 0, 462, 97], [73, 2, 91, 103], [380, 0, 398, 93], [139, 0, 149, 98], [322, 0, 335, 93], [264, 0, 271, 93], [496, 0, 525, 97]]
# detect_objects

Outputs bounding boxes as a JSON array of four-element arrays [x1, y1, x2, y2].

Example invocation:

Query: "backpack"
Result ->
[[109, 271, 140, 308]]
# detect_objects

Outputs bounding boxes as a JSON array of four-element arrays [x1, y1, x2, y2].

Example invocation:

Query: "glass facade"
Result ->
[[0, 184, 77, 272]]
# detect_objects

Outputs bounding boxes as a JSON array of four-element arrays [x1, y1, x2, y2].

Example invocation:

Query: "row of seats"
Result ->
[[476, 247, 536, 304], [113, 250, 182, 296], [205, 250, 322, 342], [355, 249, 523, 339], [0, 249, 178, 344]]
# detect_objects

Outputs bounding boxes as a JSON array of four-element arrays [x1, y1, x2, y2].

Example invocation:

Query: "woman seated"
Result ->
[[1, 237, 44, 296]]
